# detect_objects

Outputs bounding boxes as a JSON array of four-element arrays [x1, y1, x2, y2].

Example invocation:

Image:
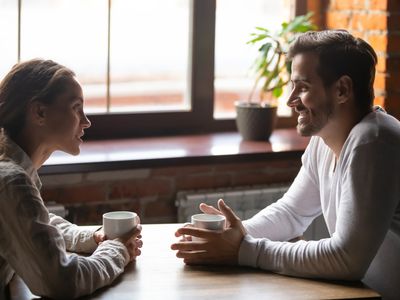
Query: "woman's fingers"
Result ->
[[117, 224, 142, 244]]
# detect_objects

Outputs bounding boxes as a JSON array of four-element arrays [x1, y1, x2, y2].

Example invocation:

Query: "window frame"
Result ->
[[9, 0, 306, 139]]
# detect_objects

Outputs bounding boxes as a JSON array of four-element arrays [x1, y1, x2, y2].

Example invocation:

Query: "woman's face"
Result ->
[[43, 77, 91, 155]]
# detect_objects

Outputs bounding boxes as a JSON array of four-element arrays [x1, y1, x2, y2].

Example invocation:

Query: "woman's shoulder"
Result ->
[[0, 159, 31, 187]]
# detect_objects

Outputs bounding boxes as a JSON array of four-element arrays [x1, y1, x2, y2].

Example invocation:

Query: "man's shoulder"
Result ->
[[350, 111, 400, 147]]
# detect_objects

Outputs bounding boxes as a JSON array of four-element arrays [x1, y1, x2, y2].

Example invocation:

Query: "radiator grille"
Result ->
[[176, 185, 289, 223], [176, 184, 329, 240]]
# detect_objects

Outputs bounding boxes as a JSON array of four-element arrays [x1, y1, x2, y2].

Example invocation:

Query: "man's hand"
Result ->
[[199, 202, 231, 228], [171, 199, 246, 265]]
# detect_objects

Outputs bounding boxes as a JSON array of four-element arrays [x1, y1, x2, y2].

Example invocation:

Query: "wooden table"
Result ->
[[9, 224, 380, 299]]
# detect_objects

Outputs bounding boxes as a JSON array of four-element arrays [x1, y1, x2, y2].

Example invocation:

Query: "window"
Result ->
[[0, 0, 17, 80], [214, 0, 290, 119], [0, 0, 300, 139], [110, 0, 190, 114], [20, 0, 109, 113]]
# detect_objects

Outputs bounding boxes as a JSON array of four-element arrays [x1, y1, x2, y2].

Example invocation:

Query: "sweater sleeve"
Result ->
[[49, 213, 100, 254], [243, 138, 322, 241], [243, 166, 322, 241], [238, 141, 400, 280], [0, 173, 129, 299]]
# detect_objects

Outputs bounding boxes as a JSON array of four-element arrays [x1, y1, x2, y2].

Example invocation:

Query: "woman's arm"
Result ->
[[49, 213, 100, 253], [0, 173, 129, 299]]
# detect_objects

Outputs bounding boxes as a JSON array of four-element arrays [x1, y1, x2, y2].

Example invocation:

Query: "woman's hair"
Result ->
[[0, 59, 75, 157], [287, 30, 377, 113]]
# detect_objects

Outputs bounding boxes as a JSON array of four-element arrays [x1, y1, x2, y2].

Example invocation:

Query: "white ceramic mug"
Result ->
[[103, 211, 139, 239], [191, 213, 226, 230], [186, 214, 226, 241]]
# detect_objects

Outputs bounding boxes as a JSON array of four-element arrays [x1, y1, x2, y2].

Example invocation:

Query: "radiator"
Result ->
[[176, 184, 329, 240]]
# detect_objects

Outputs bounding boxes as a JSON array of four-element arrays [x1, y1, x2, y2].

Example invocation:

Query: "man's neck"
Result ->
[[319, 107, 369, 159]]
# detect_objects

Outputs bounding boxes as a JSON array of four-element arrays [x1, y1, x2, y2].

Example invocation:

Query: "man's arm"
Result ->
[[243, 165, 322, 241], [239, 141, 399, 280], [172, 141, 399, 281]]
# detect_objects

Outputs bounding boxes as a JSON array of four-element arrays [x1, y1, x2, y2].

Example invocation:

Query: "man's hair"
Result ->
[[287, 30, 377, 111]]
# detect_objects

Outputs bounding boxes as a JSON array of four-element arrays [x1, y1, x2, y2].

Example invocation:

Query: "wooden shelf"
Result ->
[[40, 129, 309, 175]]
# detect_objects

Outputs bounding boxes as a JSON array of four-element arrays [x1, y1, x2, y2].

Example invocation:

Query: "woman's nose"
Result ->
[[81, 113, 91, 129]]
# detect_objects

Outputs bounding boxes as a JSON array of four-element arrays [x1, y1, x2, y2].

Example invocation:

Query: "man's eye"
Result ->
[[300, 86, 308, 92]]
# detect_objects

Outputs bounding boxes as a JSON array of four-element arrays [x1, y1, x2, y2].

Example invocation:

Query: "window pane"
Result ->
[[110, 0, 190, 113], [214, 0, 291, 119], [20, 0, 108, 113], [0, 0, 18, 80]]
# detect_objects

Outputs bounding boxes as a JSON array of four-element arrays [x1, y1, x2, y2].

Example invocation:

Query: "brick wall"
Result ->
[[322, 0, 400, 119], [41, 158, 302, 225]]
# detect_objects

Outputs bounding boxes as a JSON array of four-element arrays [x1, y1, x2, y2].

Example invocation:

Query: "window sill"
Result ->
[[40, 129, 309, 175]]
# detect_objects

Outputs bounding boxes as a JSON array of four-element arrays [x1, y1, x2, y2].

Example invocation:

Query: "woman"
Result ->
[[0, 59, 143, 299]]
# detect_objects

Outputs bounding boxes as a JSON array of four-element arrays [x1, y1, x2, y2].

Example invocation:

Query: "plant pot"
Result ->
[[235, 101, 277, 141]]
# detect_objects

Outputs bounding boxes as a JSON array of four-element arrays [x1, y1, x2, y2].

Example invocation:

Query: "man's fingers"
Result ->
[[199, 203, 222, 215], [218, 199, 240, 226], [171, 241, 207, 251], [176, 250, 207, 259], [176, 227, 217, 239]]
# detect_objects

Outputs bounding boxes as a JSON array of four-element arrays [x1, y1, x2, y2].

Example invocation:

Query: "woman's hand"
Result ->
[[94, 228, 106, 244], [116, 224, 143, 262]]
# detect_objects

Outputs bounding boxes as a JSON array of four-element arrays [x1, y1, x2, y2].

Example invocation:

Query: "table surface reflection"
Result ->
[[10, 224, 380, 300]]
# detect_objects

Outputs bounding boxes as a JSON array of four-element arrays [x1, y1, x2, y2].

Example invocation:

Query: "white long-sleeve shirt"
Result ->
[[239, 111, 400, 299], [0, 137, 130, 299]]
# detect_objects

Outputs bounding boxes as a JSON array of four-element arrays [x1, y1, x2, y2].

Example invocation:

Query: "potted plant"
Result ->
[[235, 12, 316, 141]]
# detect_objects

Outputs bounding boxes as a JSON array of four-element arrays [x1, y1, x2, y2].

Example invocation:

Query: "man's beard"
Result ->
[[296, 100, 334, 136]]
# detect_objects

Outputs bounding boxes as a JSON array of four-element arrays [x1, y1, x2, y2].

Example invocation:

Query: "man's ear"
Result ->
[[335, 75, 353, 104], [28, 100, 47, 126]]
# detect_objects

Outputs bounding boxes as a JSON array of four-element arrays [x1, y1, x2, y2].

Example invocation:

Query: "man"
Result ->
[[171, 30, 400, 299]]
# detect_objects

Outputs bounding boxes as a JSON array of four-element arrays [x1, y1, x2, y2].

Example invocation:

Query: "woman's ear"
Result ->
[[335, 75, 353, 104], [28, 100, 47, 126]]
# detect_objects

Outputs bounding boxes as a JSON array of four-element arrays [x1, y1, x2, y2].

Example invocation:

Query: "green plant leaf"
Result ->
[[285, 61, 292, 73], [259, 42, 272, 55], [272, 86, 283, 98], [255, 26, 269, 32], [247, 12, 317, 101], [247, 34, 268, 44]]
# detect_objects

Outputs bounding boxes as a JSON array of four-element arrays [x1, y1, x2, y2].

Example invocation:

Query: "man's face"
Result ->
[[287, 52, 336, 137]]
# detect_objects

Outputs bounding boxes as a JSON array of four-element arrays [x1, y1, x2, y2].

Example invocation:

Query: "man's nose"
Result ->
[[286, 91, 301, 108]]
